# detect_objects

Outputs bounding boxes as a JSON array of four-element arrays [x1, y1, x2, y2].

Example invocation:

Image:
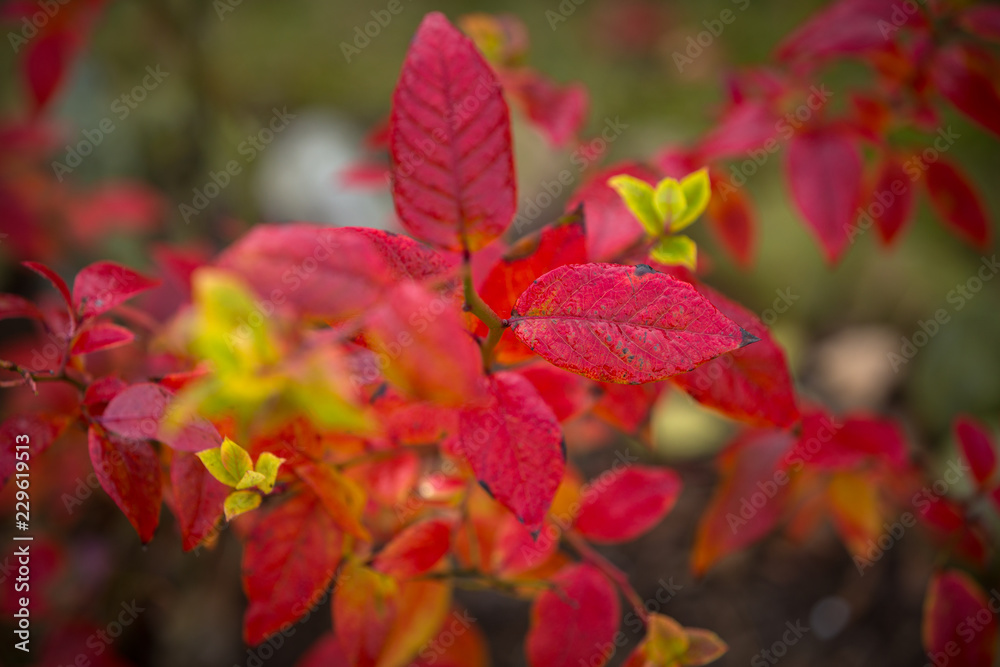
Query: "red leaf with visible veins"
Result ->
[[87, 426, 162, 544], [526, 563, 620, 667], [346, 227, 458, 282], [100, 383, 222, 452], [479, 210, 587, 363], [955, 416, 996, 488], [242, 493, 343, 646], [707, 178, 757, 269], [924, 160, 991, 249], [71, 322, 135, 356], [72, 261, 160, 320], [374, 518, 453, 579], [509, 263, 755, 384], [672, 285, 799, 428], [456, 372, 564, 532], [574, 466, 681, 543], [568, 162, 659, 261], [169, 451, 229, 551], [931, 44, 1000, 140], [390, 12, 516, 252], [868, 154, 916, 246], [785, 127, 862, 264], [215, 224, 393, 321], [923, 570, 998, 667]]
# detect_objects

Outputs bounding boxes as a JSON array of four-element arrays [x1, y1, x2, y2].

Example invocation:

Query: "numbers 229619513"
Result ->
[[14, 434, 30, 527]]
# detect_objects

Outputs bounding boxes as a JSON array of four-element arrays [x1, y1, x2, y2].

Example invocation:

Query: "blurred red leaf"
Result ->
[[333, 560, 398, 666], [697, 101, 778, 161], [87, 426, 162, 544], [516, 363, 592, 422], [374, 518, 453, 579], [509, 263, 754, 384], [867, 154, 916, 246], [574, 465, 681, 543], [100, 382, 222, 452], [67, 182, 164, 245], [502, 69, 588, 147], [707, 178, 757, 269], [924, 159, 991, 249], [23, 261, 72, 311], [931, 44, 1000, 140], [923, 570, 998, 667], [0, 413, 70, 488], [955, 416, 996, 488], [72, 261, 159, 320], [525, 563, 620, 667], [70, 322, 135, 355], [390, 12, 516, 252], [169, 451, 229, 551], [0, 294, 45, 323], [957, 6, 1000, 43], [346, 227, 458, 282], [567, 162, 659, 260], [297, 634, 351, 667]]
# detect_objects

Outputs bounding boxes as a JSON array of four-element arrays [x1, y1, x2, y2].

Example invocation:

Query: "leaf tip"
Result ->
[[738, 328, 760, 348], [634, 263, 656, 277]]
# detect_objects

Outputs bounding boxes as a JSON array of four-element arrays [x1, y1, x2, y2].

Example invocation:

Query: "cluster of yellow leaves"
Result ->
[[197, 437, 284, 519]]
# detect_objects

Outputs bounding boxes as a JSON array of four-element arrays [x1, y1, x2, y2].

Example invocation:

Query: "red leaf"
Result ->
[[0, 294, 45, 323], [567, 162, 659, 260], [346, 227, 458, 282], [87, 426, 162, 543], [169, 451, 229, 551], [785, 127, 862, 264], [672, 285, 799, 429], [509, 263, 755, 384], [924, 159, 991, 249], [957, 6, 1000, 43], [479, 210, 587, 363], [215, 224, 394, 321], [67, 182, 164, 244], [955, 416, 996, 488], [867, 154, 916, 246], [297, 634, 351, 667], [24, 28, 75, 112], [70, 322, 135, 355], [456, 371, 565, 532], [364, 281, 484, 406], [931, 44, 1000, 139], [697, 101, 778, 161], [333, 561, 398, 665], [100, 382, 222, 452], [923, 570, 998, 667], [574, 465, 681, 543], [390, 12, 516, 252], [692, 429, 796, 575], [23, 261, 72, 311], [592, 382, 662, 432], [525, 563, 620, 667], [82, 376, 127, 415], [707, 178, 757, 269], [785, 412, 908, 471], [502, 69, 588, 147], [72, 261, 160, 320], [516, 363, 592, 423], [0, 413, 69, 488], [374, 518, 453, 579], [242, 494, 343, 646]]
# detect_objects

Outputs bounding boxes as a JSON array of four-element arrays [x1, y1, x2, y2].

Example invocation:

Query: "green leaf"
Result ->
[[608, 174, 662, 235], [224, 490, 261, 520], [220, 437, 254, 484], [653, 178, 687, 229], [672, 168, 711, 232], [197, 447, 239, 487], [236, 469, 267, 490], [650, 235, 697, 270], [254, 452, 285, 494]]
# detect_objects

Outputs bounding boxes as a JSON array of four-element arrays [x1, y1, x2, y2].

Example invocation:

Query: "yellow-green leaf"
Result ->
[[653, 178, 687, 229], [672, 168, 711, 232], [197, 447, 239, 487], [650, 235, 698, 270], [236, 468, 267, 490], [608, 174, 662, 235], [220, 437, 253, 483], [682, 628, 728, 665], [224, 490, 261, 520], [254, 452, 285, 494]]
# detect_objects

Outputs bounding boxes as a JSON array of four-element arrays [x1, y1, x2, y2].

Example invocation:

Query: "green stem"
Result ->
[[462, 256, 506, 371]]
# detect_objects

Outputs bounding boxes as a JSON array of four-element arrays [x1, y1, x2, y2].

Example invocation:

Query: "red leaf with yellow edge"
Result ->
[[377, 579, 453, 667], [215, 223, 393, 322], [867, 153, 916, 246], [826, 471, 884, 560], [342, 227, 458, 282], [479, 209, 587, 363], [924, 159, 991, 249], [71, 322, 135, 356], [297, 634, 350, 667], [374, 518, 452, 579], [706, 178, 757, 269], [365, 281, 484, 406], [525, 563, 620, 667], [100, 382, 222, 453], [334, 560, 399, 666], [509, 263, 755, 384], [169, 451, 229, 551], [72, 261, 160, 320], [923, 570, 998, 667], [456, 371, 564, 533], [0, 413, 69, 489], [567, 162, 659, 260], [785, 127, 862, 264], [574, 466, 681, 543], [87, 426, 162, 544], [931, 44, 1000, 140], [955, 416, 997, 488], [241, 493, 343, 646], [294, 461, 371, 542], [672, 285, 799, 429], [390, 12, 516, 252], [692, 429, 795, 576]]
